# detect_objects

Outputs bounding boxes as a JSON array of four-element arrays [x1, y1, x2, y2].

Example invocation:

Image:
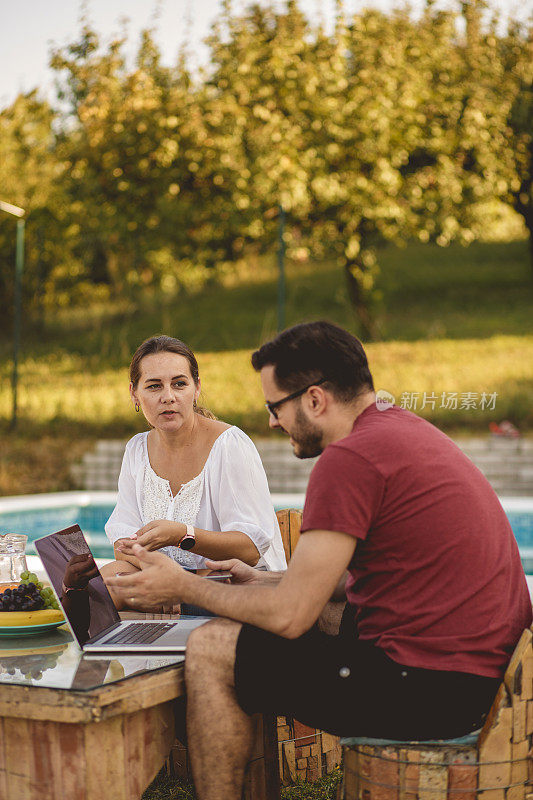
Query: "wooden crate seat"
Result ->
[[340, 626, 533, 800], [169, 509, 340, 787], [276, 508, 303, 563], [275, 510, 343, 783]]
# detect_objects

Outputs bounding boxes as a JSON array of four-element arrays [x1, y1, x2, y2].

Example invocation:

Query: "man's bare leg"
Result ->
[[185, 618, 253, 800], [318, 600, 346, 635]]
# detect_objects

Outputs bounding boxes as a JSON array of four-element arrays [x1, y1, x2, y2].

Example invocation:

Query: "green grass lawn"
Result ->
[[0, 334, 531, 437], [0, 239, 531, 494], [141, 768, 342, 800]]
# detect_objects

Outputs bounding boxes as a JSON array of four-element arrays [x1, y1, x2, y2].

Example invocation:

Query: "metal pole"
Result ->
[[277, 204, 286, 333], [11, 219, 25, 429], [0, 201, 26, 429]]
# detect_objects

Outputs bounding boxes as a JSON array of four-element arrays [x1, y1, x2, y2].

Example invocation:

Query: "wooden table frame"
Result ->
[[0, 513, 305, 800], [0, 662, 280, 800], [0, 664, 180, 800]]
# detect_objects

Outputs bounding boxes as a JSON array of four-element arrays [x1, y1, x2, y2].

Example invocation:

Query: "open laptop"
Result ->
[[35, 525, 210, 652]]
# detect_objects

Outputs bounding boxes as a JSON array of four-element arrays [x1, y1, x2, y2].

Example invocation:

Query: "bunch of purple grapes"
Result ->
[[20, 572, 60, 610], [0, 583, 45, 612]]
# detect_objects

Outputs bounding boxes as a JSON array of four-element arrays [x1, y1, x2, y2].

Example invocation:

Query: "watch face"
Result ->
[[179, 535, 195, 551]]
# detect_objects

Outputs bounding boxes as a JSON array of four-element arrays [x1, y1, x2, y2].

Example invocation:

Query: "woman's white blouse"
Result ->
[[105, 427, 287, 571]]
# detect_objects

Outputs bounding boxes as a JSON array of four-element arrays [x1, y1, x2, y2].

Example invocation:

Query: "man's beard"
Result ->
[[290, 406, 324, 459]]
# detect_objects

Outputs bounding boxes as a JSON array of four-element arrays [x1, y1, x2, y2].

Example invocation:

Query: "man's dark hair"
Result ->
[[251, 321, 374, 401]]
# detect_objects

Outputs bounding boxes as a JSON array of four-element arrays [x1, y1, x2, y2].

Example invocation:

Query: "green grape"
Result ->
[[20, 571, 29, 581], [28, 573, 38, 583], [39, 588, 54, 608], [36, 582, 43, 590]]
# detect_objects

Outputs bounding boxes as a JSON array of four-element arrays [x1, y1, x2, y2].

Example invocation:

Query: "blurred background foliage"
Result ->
[[0, 0, 531, 340]]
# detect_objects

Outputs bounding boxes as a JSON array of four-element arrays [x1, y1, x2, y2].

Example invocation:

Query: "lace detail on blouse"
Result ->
[[140, 437, 204, 568]]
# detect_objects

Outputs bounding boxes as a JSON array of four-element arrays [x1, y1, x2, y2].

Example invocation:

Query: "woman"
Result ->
[[101, 335, 286, 609]]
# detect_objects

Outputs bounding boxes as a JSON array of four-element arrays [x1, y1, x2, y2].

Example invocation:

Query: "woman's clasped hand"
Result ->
[[116, 520, 188, 553]]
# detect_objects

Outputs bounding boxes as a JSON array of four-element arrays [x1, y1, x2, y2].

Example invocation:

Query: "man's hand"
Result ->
[[106, 544, 191, 608], [205, 559, 282, 586], [63, 554, 99, 590], [116, 521, 183, 554]]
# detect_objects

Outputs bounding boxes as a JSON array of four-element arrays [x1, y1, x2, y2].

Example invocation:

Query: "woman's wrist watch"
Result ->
[[178, 524, 196, 551]]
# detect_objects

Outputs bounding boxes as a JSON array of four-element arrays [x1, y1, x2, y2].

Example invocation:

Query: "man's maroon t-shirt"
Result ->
[[301, 404, 531, 678]]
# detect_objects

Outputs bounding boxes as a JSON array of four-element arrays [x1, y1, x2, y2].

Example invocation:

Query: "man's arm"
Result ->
[[206, 561, 345, 597], [107, 531, 357, 639]]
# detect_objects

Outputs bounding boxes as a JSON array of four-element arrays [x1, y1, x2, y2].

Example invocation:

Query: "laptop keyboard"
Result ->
[[104, 622, 177, 645]]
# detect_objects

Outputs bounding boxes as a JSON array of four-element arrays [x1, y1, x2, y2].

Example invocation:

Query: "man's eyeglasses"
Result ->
[[265, 378, 327, 420]]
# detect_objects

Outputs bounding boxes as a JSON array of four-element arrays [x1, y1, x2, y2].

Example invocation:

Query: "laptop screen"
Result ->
[[35, 525, 120, 647]]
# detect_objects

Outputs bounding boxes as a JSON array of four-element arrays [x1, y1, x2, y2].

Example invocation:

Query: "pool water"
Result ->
[[0, 493, 304, 561], [507, 512, 533, 573], [1, 497, 533, 571], [0, 504, 115, 559]]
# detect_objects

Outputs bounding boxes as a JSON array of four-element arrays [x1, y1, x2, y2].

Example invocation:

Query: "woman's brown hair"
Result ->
[[130, 335, 215, 419]]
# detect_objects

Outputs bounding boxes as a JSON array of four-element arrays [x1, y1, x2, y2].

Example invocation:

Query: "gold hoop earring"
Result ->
[[135, 402, 140, 413]]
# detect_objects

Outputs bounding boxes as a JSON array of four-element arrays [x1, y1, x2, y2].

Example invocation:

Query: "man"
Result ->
[[108, 321, 531, 800]]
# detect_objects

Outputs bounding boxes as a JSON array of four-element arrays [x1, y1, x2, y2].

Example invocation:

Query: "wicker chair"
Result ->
[[340, 626, 533, 800]]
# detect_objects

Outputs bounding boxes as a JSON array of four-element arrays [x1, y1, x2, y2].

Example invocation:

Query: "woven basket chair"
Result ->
[[340, 625, 533, 800]]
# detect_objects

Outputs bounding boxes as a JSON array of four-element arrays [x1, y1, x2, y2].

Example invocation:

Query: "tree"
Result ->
[[50, 23, 211, 297], [504, 21, 533, 267], [202, 0, 530, 338], [1, 1, 529, 334]]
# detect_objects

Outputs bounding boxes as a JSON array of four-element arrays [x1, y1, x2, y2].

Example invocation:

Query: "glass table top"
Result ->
[[0, 626, 184, 691]]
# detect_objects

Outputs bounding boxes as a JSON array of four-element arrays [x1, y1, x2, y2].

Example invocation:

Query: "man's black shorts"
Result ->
[[234, 612, 500, 740]]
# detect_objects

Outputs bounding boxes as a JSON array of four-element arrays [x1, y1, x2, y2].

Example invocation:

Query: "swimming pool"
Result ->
[[498, 498, 533, 573], [1, 492, 533, 570]]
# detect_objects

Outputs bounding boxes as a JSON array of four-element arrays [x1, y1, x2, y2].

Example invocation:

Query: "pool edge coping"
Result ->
[[1, 490, 532, 513]]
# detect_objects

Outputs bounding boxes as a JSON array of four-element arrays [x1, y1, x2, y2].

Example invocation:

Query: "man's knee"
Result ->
[[185, 618, 242, 678]]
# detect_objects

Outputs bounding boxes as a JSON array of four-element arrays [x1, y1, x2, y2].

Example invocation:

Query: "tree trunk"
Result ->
[[525, 211, 533, 276], [513, 183, 533, 278], [343, 261, 379, 341], [106, 249, 127, 296]]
